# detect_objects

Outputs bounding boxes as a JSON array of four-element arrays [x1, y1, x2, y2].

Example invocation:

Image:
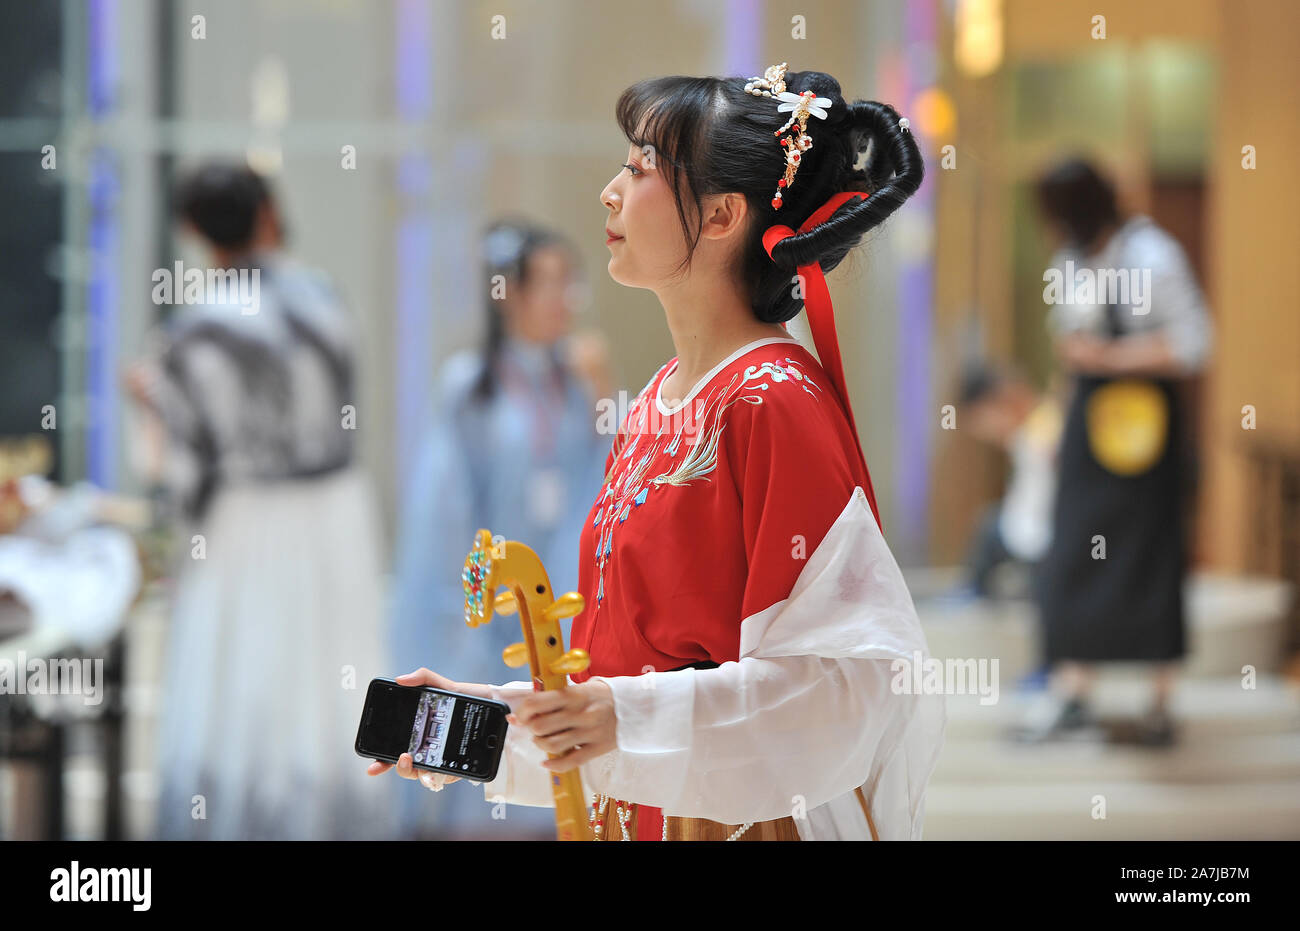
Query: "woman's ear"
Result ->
[[698, 191, 750, 242]]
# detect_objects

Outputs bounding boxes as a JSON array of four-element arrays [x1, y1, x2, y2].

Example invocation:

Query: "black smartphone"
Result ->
[[354, 678, 510, 782]]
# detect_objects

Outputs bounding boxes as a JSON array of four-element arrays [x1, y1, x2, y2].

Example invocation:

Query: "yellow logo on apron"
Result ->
[[1085, 380, 1168, 475]]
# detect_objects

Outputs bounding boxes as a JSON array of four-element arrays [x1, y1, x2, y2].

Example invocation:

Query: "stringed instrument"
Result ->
[[461, 528, 594, 841]]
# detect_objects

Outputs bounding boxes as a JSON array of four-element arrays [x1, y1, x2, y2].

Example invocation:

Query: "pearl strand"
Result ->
[[589, 793, 753, 841], [588, 792, 633, 841], [727, 822, 754, 841], [615, 799, 632, 841]]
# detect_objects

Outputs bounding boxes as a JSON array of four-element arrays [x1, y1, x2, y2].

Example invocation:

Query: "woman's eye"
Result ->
[[621, 162, 642, 177]]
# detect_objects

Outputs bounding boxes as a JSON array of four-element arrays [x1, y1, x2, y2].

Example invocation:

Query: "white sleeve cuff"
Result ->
[[479, 679, 619, 810]]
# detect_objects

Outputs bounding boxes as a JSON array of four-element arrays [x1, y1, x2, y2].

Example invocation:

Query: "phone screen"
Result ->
[[355, 679, 508, 781]]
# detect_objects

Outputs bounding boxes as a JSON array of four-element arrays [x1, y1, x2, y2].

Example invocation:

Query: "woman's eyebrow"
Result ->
[[630, 145, 659, 169]]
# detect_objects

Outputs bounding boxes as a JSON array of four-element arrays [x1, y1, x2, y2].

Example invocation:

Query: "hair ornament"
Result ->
[[483, 226, 527, 268], [745, 62, 833, 210]]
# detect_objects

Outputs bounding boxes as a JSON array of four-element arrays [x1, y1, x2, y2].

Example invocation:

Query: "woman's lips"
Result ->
[[605, 229, 623, 245]]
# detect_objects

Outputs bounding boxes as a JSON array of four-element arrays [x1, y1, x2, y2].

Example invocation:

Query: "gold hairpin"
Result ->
[[745, 63, 833, 210], [744, 62, 789, 98]]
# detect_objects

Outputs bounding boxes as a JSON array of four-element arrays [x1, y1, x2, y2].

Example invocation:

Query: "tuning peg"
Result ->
[[548, 648, 590, 675], [494, 590, 518, 616], [542, 592, 585, 623], [502, 642, 530, 668]]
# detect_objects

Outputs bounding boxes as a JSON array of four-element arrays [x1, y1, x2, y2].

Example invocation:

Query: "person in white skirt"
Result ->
[[125, 163, 396, 839]]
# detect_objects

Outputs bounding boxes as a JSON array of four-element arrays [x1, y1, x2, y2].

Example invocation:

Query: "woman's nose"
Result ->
[[600, 180, 619, 211]]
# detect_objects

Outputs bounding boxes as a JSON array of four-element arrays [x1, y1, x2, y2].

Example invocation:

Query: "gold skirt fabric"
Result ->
[[590, 796, 801, 841], [589, 787, 879, 841]]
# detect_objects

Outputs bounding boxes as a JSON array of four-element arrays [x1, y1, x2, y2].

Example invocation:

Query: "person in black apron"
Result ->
[[1018, 159, 1212, 747], [1032, 304, 1188, 738]]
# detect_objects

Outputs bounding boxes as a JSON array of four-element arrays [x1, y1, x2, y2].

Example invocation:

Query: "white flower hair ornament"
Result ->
[[745, 62, 833, 210], [483, 226, 527, 268]]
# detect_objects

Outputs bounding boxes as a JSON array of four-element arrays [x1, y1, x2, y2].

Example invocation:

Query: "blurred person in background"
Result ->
[[124, 162, 395, 838], [387, 218, 609, 840], [956, 364, 1061, 602], [1016, 158, 1213, 746], [953, 364, 1062, 694]]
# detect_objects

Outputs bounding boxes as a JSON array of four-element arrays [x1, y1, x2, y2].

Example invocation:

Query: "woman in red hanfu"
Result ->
[[372, 64, 946, 841]]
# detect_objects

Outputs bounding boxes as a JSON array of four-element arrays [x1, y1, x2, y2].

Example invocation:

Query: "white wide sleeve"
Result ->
[[478, 679, 560, 809], [582, 486, 946, 838], [477, 488, 947, 836]]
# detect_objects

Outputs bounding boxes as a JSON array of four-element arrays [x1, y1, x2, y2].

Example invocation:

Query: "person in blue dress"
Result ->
[[388, 218, 611, 839]]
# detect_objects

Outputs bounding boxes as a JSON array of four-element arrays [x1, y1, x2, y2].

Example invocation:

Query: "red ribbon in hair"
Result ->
[[762, 190, 881, 529]]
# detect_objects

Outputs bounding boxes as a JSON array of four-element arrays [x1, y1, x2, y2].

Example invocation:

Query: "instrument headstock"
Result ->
[[461, 529, 590, 688], [460, 528, 594, 840], [461, 529, 499, 628]]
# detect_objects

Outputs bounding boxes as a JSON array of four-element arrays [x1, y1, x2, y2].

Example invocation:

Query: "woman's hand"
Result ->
[[508, 679, 616, 773], [1057, 331, 1185, 378], [122, 360, 159, 406], [1055, 333, 1112, 374], [364, 668, 493, 791]]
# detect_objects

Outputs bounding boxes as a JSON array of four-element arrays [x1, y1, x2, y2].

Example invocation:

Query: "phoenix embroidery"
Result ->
[[591, 355, 822, 606]]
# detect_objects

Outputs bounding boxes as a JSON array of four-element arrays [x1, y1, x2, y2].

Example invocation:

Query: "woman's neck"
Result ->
[[655, 278, 790, 397]]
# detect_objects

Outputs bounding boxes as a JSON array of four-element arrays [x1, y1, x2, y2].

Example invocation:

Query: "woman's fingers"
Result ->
[[366, 760, 393, 776], [395, 752, 423, 781], [529, 710, 586, 739], [531, 724, 599, 755], [510, 681, 616, 770], [511, 689, 573, 724], [390, 750, 464, 790], [542, 742, 607, 772], [520, 701, 596, 738], [395, 668, 459, 691], [419, 771, 453, 792], [394, 668, 494, 700]]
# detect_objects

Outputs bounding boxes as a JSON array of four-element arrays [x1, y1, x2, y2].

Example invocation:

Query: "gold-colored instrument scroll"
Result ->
[[461, 529, 593, 841]]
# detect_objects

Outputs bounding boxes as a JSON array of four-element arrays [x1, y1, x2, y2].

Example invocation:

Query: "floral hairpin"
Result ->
[[745, 62, 833, 210]]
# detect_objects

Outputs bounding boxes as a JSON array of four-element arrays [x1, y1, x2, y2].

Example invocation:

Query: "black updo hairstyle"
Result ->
[[615, 69, 924, 324], [471, 216, 581, 402]]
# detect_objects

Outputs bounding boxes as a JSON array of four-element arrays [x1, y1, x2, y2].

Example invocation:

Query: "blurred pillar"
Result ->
[[1202, 0, 1300, 575]]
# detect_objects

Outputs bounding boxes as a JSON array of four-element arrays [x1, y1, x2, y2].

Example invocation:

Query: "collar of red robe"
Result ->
[[761, 190, 882, 530]]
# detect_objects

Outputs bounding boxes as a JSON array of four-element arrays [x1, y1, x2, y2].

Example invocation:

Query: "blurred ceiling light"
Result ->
[[955, 0, 1003, 78], [251, 57, 290, 127], [246, 143, 284, 177], [911, 87, 957, 139]]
